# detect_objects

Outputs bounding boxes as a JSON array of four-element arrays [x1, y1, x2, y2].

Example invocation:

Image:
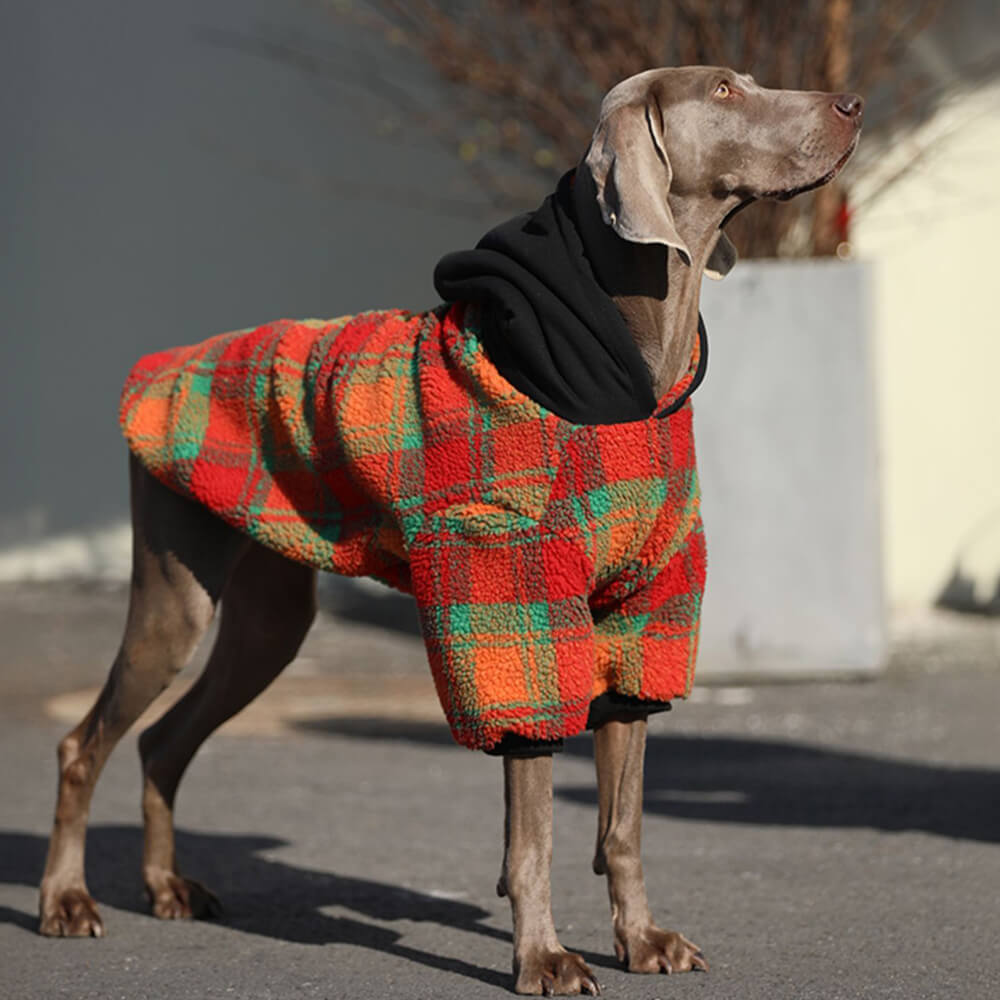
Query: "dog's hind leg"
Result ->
[[592, 716, 707, 974], [39, 456, 248, 937], [138, 543, 316, 919]]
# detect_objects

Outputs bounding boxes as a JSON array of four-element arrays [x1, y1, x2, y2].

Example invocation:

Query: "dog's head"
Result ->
[[585, 66, 863, 276]]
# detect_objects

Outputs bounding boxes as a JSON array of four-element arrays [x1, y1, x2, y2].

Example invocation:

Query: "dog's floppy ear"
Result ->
[[585, 98, 692, 265], [704, 231, 738, 280]]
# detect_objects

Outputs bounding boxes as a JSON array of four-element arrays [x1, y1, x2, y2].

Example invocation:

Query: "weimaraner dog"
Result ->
[[39, 67, 862, 994]]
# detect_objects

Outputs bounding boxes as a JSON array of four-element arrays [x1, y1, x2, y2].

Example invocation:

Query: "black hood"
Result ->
[[434, 171, 705, 425]]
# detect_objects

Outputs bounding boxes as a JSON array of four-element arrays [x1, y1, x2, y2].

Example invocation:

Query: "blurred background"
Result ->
[[2, 0, 999, 676]]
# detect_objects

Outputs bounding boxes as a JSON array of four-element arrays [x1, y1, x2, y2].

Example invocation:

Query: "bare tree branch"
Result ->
[[244, 0, 959, 256]]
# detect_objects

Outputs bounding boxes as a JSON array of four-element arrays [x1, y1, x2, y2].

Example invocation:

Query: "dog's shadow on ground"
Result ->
[[300, 719, 1000, 844], [560, 733, 1000, 843], [5, 730, 997, 988], [0, 825, 521, 988]]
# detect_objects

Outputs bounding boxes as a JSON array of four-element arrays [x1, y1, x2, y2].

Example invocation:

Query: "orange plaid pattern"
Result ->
[[121, 304, 705, 749]]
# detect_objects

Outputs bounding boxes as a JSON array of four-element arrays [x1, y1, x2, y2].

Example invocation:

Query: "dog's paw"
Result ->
[[515, 948, 600, 995], [146, 871, 222, 921], [39, 887, 105, 937], [615, 925, 707, 975]]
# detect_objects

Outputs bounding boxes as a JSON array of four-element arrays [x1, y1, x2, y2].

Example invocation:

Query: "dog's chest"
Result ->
[[547, 412, 700, 598]]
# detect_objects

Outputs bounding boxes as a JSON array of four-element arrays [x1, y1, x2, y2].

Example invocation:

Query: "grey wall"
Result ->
[[1, 0, 489, 544]]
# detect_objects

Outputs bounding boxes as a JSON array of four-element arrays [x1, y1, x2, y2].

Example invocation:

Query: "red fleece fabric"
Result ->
[[121, 304, 706, 750]]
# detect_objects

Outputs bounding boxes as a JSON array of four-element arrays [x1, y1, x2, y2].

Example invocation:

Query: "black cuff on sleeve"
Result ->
[[484, 733, 565, 757], [586, 693, 672, 730]]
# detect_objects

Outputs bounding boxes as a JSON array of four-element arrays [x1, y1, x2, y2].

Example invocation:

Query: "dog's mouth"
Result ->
[[766, 134, 860, 202]]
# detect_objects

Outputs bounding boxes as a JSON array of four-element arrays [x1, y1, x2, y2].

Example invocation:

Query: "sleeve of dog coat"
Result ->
[[592, 517, 706, 703], [408, 522, 596, 752]]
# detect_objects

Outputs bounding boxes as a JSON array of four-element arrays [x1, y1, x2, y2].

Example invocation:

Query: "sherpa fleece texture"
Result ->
[[120, 304, 706, 751]]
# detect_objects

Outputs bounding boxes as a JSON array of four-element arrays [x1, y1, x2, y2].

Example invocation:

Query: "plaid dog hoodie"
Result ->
[[120, 303, 705, 751]]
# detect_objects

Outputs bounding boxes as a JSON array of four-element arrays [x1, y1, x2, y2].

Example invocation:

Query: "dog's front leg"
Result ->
[[498, 754, 600, 996], [592, 717, 708, 974]]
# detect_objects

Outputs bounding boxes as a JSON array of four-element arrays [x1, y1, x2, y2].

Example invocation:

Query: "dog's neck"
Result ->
[[573, 166, 729, 397]]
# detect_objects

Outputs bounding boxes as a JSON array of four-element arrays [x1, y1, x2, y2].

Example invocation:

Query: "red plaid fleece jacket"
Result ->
[[121, 304, 706, 750]]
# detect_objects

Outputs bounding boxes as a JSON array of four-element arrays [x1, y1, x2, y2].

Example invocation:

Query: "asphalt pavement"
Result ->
[[1, 581, 999, 1000]]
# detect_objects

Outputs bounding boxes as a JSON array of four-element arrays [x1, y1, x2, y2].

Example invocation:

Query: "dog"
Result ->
[[39, 67, 862, 995]]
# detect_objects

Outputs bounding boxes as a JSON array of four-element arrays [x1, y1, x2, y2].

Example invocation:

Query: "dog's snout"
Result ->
[[833, 93, 864, 120]]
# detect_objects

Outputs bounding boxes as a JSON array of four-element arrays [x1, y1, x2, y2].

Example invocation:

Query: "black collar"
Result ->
[[656, 315, 708, 418]]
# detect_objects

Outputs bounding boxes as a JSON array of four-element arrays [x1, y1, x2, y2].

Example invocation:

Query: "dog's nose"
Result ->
[[834, 94, 864, 120]]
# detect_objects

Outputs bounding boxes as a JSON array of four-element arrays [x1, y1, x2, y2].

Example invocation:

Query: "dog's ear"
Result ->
[[585, 98, 691, 265], [704, 231, 738, 280]]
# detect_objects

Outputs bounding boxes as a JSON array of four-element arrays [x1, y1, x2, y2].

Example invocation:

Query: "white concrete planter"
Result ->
[[695, 259, 885, 679]]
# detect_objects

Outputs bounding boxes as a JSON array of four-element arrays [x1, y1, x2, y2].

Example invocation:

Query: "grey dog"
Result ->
[[39, 67, 861, 995]]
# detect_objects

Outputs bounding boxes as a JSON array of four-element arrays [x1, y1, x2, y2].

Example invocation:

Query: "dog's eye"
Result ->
[[714, 82, 732, 99]]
